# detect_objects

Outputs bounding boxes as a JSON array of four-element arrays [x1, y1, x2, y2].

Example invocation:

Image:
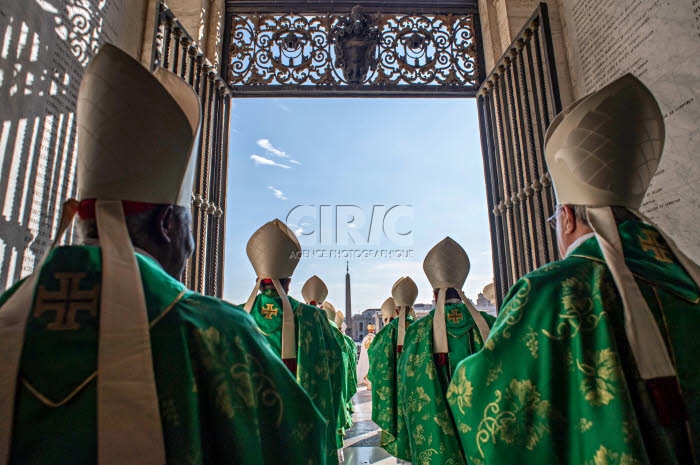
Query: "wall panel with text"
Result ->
[[561, 0, 700, 261]]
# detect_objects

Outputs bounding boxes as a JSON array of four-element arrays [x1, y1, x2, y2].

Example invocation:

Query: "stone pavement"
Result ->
[[340, 385, 410, 465]]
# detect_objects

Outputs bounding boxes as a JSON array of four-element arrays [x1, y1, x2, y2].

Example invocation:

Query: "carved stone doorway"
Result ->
[[221, 1, 561, 306]]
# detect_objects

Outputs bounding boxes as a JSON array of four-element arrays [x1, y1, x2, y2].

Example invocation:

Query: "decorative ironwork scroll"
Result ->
[[478, 3, 562, 306], [152, 1, 231, 297], [225, 6, 480, 96]]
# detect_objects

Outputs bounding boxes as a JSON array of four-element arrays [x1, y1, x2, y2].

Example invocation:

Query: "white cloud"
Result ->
[[272, 98, 292, 113], [289, 159, 302, 165], [256, 139, 289, 158], [250, 154, 291, 169], [267, 186, 288, 200], [287, 223, 304, 236]]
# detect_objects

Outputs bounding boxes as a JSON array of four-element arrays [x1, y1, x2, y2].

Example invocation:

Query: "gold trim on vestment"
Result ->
[[21, 372, 98, 408], [447, 327, 473, 340], [569, 254, 700, 304], [21, 288, 187, 408]]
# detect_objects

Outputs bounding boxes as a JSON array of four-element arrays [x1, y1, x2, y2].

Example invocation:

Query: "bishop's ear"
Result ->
[[560, 205, 577, 235], [156, 205, 175, 244]]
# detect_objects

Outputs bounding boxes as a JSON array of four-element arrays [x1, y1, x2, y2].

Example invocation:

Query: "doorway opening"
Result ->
[[223, 96, 495, 324]]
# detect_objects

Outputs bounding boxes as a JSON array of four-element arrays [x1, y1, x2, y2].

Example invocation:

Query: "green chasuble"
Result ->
[[327, 320, 351, 446], [329, 321, 358, 436], [399, 303, 495, 465], [367, 315, 414, 461], [342, 332, 358, 419], [2, 246, 327, 465], [249, 290, 345, 465], [447, 221, 700, 465]]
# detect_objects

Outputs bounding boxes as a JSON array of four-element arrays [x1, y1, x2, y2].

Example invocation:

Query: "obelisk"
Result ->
[[345, 261, 353, 338]]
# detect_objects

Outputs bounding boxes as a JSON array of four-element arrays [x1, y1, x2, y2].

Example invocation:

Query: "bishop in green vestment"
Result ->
[[0, 44, 327, 465], [399, 238, 495, 465], [334, 309, 359, 423], [367, 277, 418, 461], [244, 221, 345, 465], [447, 74, 700, 465], [319, 301, 357, 439], [4, 247, 328, 465], [301, 276, 353, 448]]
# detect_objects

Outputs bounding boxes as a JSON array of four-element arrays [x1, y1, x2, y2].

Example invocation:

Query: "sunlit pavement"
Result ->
[[340, 385, 410, 465]]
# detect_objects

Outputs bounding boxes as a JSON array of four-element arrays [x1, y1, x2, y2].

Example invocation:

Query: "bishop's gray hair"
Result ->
[[570, 205, 590, 227], [567, 205, 639, 227]]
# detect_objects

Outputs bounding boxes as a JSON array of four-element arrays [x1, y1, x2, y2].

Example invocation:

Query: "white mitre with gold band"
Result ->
[[0, 43, 201, 465], [391, 276, 418, 350], [423, 237, 490, 357], [380, 297, 396, 322], [301, 275, 328, 306], [545, 73, 699, 382], [322, 300, 337, 321], [244, 219, 301, 366]]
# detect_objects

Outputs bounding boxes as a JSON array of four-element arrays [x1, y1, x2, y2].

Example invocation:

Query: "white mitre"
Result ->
[[483, 283, 496, 303], [380, 297, 396, 321], [301, 275, 328, 305], [77, 52, 200, 205], [390, 276, 417, 349], [0, 43, 201, 465], [423, 237, 490, 355], [545, 73, 699, 381], [392, 276, 418, 308], [335, 310, 344, 327], [322, 301, 337, 321], [244, 219, 301, 364], [545, 74, 663, 209]]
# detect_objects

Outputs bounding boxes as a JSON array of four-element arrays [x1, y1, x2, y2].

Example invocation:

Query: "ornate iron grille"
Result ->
[[478, 3, 562, 306], [152, 1, 231, 297], [225, 6, 481, 96]]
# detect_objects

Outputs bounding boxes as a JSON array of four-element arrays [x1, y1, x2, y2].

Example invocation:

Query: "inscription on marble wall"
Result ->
[[0, 0, 121, 287], [563, 0, 700, 262]]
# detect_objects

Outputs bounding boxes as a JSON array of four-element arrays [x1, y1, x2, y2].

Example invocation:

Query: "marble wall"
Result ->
[[478, 0, 573, 105], [166, 0, 226, 65], [481, 0, 700, 262]]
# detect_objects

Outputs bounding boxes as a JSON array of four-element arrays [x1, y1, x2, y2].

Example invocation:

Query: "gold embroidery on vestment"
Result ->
[[576, 348, 619, 407], [569, 254, 700, 304], [638, 229, 673, 263], [446, 369, 473, 414], [523, 328, 539, 358], [261, 303, 279, 319], [476, 379, 551, 457], [577, 418, 593, 432], [447, 308, 463, 323], [34, 272, 99, 330], [485, 279, 531, 350], [542, 276, 606, 340], [22, 288, 186, 408], [586, 445, 642, 465]]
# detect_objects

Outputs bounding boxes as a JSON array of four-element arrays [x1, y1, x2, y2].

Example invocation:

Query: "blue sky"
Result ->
[[223, 97, 493, 315]]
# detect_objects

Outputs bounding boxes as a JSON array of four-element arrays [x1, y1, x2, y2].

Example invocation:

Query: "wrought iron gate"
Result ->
[[478, 3, 562, 305], [223, 1, 482, 97], [152, 2, 231, 297]]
